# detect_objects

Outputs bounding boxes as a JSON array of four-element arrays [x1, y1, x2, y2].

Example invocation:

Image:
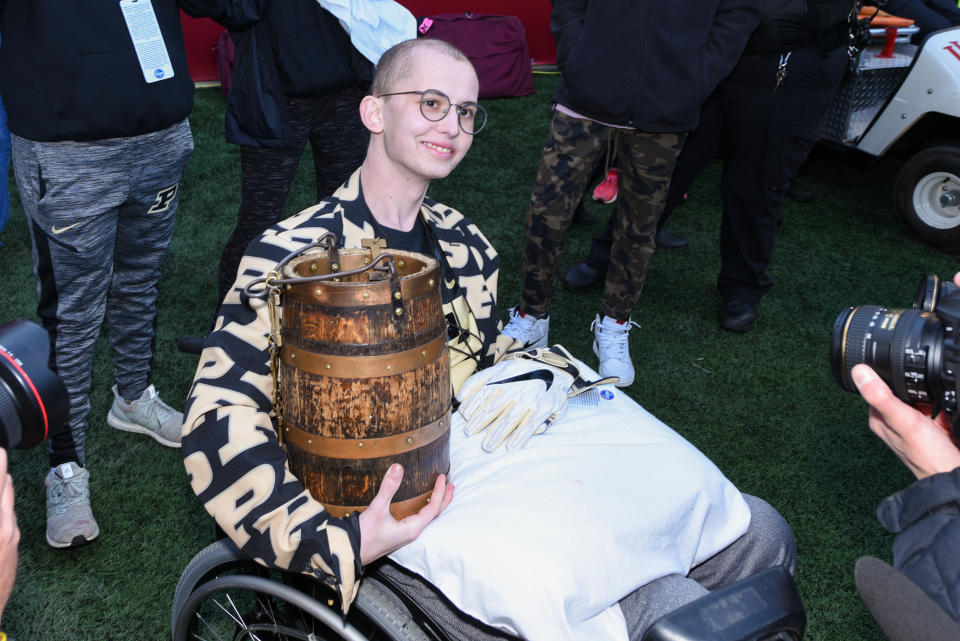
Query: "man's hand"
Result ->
[[852, 272, 960, 480], [852, 364, 960, 479], [0, 449, 19, 625], [358, 464, 454, 565]]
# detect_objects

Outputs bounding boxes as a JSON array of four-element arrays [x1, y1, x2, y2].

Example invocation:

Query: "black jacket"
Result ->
[[877, 467, 960, 622], [746, 0, 855, 54], [214, 0, 372, 148], [0, 0, 222, 142], [550, 0, 763, 132]]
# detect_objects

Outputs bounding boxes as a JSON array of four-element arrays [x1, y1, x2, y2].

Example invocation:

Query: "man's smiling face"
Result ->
[[378, 48, 480, 183]]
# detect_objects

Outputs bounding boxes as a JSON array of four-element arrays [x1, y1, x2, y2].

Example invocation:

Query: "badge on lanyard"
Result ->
[[119, 0, 174, 84]]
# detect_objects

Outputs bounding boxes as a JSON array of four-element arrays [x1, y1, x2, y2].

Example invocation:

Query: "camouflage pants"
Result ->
[[521, 109, 686, 320]]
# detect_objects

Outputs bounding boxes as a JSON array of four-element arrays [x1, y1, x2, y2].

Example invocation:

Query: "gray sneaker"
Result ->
[[107, 384, 182, 448], [46, 462, 99, 549]]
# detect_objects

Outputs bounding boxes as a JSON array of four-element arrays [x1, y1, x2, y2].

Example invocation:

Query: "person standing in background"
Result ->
[[0, 27, 9, 250], [0, 0, 223, 548], [176, 1, 415, 355], [501, 0, 763, 387]]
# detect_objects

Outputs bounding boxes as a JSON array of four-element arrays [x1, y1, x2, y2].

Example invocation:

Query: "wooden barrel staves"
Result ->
[[278, 246, 450, 519]]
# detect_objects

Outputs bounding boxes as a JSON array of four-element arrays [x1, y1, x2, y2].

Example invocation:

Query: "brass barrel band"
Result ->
[[280, 333, 447, 377], [283, 411, 451, 459], [284, 274, 437, 306], [284, 321, 447, 357], [323, 486, 445, 519], [283, 252, 438, 307]]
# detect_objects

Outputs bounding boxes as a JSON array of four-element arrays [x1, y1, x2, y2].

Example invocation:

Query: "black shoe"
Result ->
[[177, 335, 206, 355], [572, 201, 595, 225], [655, 228, 689, 250], [785, 181, 815, 203], [563, 262, 605, 291], [718, 301, 757, 333]]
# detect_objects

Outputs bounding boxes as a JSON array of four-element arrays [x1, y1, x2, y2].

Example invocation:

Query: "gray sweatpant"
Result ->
[[12, 119, 193, 466], [378, 494, 797, 640]]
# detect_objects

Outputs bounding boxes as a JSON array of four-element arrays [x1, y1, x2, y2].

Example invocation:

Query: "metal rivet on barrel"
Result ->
[[362, 257, 370, 265], [429, 279, 435, 288], [362, 291, 370, 300], [357, 442, 364, 448], [333, 277, 341, 283], [331, 262, 340, 271], [310, 262, 318, 272], [285, 284, 292, 291], [406, 437, 413, 444], [421, 350, 427, 357], [307, 439, 312, 444], [315, 289, 323, 296], [393, 291, 402, 301], [395, 307, 403, 316], [397, 259, 405, 268], [426, 497, 431, 503], [328, 599, 335, 607], [386, 365, 392, 372], [325, 363, 331, 369]]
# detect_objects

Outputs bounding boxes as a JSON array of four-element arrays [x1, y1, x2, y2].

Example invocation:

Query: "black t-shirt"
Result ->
[[367, 213, 432, 258]]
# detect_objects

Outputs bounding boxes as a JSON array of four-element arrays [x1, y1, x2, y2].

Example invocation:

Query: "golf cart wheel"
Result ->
[[894, 146, 960, 250]]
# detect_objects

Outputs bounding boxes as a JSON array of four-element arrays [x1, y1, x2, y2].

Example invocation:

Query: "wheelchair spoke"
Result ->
[[173, 543, 432, 641]]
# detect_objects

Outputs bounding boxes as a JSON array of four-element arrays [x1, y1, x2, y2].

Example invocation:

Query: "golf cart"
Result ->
[[821, 22, 960, 250]]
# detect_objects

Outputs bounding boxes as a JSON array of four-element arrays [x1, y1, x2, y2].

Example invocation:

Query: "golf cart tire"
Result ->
[[894, 146, 960, 250]]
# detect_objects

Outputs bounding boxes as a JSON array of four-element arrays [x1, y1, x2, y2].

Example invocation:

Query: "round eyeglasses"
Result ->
[[378, 89, 488, 135]]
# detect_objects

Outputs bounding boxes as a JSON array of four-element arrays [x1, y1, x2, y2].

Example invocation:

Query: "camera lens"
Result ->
[[913, 273, 959, 313], [0, 319, 68, 449], [831, 306, 947, 406]]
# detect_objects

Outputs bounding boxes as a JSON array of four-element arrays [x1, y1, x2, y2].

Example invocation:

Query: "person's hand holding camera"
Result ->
[[852, 272, 960, 480], [0, 448, 19, 627]]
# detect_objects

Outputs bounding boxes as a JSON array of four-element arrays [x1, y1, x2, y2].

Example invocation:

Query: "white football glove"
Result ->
[[456, 345, 616, 452]]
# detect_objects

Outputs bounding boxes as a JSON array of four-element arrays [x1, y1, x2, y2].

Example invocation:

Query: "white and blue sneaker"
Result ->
[[591, 314, 640, 387]]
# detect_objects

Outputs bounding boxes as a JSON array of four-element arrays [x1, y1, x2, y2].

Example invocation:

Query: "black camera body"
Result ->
[[0, 319, 68, 449], [831, 274, 960, 440]]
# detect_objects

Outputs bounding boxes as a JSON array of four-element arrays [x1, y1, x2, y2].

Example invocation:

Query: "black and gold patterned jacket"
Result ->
[[181, 170, 501, 611]]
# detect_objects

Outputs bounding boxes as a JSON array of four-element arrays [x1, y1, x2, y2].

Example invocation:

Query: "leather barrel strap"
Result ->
[[323, 487, 447, 519], [283, 411, 451, 459], [280, 333, 447, 378]]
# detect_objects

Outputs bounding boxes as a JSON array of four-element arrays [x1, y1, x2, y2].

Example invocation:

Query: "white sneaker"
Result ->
[[46, 462, 100, 549], [591, 314, 640, 387], [107, 384, 182, 448], [501, 305, 550, 351]]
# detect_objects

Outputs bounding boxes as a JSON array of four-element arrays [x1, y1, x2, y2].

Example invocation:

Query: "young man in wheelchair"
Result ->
[[181, 37, 797, 640]]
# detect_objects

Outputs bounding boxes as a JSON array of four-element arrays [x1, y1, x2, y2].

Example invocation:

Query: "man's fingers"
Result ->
[[402, 474, 454, 532], [369, 464, 404, 514], [0, 475, 13, 514], [851, 365, 915, 433]]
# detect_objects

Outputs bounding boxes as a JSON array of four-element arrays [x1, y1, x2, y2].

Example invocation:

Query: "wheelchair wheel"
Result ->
[[171, 539, 431, 641]]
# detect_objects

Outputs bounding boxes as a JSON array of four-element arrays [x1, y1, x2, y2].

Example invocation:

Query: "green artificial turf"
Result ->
[[0, 73, 957, 640]]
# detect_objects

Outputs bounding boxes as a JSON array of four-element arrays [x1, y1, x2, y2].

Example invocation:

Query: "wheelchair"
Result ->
[[171, 538, 806, 641]]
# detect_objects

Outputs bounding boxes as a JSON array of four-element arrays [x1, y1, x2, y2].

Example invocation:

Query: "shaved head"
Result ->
[[371, 38, 473, 97]]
